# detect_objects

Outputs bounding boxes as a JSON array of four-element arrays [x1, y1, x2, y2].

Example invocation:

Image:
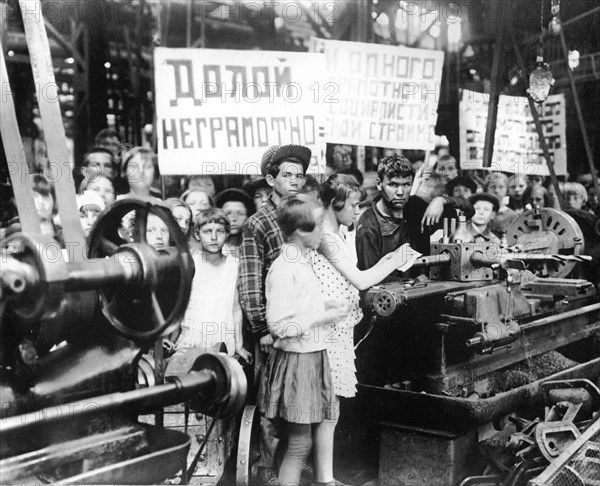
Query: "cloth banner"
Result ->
[[310, 38, 444, 150], [154, 48, 327, 175], [459, 89, 567, 176]]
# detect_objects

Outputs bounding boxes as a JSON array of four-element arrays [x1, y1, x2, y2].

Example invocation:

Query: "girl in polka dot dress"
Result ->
[[309, 173, 417, 483]]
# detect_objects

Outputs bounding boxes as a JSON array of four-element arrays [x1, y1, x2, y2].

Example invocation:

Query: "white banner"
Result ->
[[154, 48, 327, 175], [459, 89, 567, 176], [310, 38, 444, 150]]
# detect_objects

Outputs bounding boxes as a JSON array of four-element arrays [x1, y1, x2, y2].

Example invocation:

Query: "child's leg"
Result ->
[[278, 422, 312, 486], [312, 418, 338, 483]]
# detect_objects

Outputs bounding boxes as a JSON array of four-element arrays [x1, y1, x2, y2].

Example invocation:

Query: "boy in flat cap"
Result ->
[[467, 193, 501, 244], [215, 187, 255, 258], [238, 144, 311, 486]]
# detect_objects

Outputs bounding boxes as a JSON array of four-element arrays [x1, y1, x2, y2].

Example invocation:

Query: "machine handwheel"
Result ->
[[88, 199, 193, 341], [236, 405, 261, 486]]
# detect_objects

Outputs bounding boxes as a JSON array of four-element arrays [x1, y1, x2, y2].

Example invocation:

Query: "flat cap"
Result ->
[[260, 144, 311, 177], [447, 176, 477, 195], [214, 188, 255, 215], [469, 192, 500, 213]]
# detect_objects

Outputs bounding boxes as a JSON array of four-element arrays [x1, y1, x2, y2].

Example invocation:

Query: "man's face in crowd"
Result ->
[[378, 174, 413, 211], [269, 161, 306, 198], [84, 152, 114, 180], [472, 200, 496, 226]]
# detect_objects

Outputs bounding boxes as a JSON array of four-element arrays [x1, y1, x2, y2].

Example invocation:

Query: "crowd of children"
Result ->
[[4, 131, 600, 486]]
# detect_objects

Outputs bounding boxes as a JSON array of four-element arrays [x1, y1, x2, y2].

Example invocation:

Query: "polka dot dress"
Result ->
[[309, 230, 363, 398]]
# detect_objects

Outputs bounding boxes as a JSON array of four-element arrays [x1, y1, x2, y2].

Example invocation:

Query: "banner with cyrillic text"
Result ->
[[459, 89, 567, 176], [310, 38, 444, 150], [154, 48, 327, 175]]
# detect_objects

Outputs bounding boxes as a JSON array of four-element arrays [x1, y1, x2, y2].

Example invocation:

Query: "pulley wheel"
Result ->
[[1, 233, 67, 322], [236, 405, 260, 486], [88, 199, 193, 341], [188, 352, 247, 418], [506, 208, 584, 278]]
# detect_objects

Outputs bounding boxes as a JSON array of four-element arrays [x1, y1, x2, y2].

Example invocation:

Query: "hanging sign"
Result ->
[[154, 48, 327, 175], [459, 89, 567, 175], [310, 38, 445, 150]]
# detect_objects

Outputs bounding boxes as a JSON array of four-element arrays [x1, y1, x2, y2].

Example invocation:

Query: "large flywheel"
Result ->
[[506, 208, 585, 278]]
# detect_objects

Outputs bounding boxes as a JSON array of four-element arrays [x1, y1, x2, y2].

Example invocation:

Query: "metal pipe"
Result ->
[[443, 218, 449, 244], [0, 370, 217, 434], [65, 257, 142, 291], [411, 253, 453, 268], [439, 314, 478, 325], [520, 303, 600, 333]]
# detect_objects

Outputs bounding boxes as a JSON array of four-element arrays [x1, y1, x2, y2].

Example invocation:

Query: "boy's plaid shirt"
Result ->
[[238, 197, 284, 338]]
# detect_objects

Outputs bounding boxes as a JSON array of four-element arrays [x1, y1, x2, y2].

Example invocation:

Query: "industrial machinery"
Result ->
[[358, 207, 600, 486], [0, 4, 247, 483], [0, 200, 247, 485]]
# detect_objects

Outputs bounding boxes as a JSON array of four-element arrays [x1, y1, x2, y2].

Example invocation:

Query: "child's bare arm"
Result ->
[[233, 288, 252, 364]]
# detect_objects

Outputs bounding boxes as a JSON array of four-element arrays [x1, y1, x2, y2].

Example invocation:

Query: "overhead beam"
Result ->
[[43, 19, 85, 69], [520, 6, 600, 47]]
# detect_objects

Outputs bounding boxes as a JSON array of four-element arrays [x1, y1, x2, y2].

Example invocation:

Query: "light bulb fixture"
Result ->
[[548, 15, 561, 36], [548, 0, 561, 36], [528, 1, 555, 103], [568, 50, 580, 70], [527, 56, 555, 103]]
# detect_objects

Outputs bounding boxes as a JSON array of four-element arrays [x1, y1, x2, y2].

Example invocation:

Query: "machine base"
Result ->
[[379, 425, 481, 486]]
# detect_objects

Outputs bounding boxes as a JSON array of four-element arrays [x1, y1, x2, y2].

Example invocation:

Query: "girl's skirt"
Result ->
[[258, 348, 339, 424]]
